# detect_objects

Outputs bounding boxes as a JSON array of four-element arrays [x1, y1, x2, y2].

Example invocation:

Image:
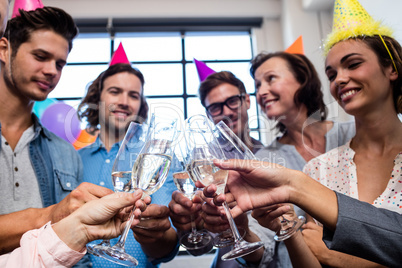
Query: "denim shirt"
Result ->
[[0, 114, 88, 267], [0, 114, 83, 206]]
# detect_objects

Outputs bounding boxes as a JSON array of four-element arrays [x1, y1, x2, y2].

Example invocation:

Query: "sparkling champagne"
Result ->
[[131, 153, 172, 196], [188, 159, 228, 194], [173, 171, 197, 199], [112, 171, 133, 192]]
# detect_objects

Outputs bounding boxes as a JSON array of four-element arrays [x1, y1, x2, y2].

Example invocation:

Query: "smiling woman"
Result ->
[[247, 50, 356, 267], [280, 0, 402, 267]]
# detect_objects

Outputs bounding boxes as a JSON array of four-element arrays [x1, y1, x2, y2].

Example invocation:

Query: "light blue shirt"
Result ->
[[79, 136, 179, 268]]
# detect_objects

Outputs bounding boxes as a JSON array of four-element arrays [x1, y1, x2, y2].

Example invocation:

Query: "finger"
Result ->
[[202, 202, 223, 216], [170, 200, 201, 216], [212, 193, 226, 206], [135, 199, 148, 212], [172, 191, 193, 208], [252, 205, 290, 220], [192, 191, 204, 203], [229, 206, 245, 219], [252, 207, 274, 218], [303, 222, 320, 230], [78, 182, 114, 199], [142, 204, 170, 218], [170, 213, 193, 226], [305, 213, 320, 225], [203, 184, 217, 198], [99, 191, 142, 214], [203, 214, 228, 228], [223, 193, 236, 204], [143, 195, 152, 205]]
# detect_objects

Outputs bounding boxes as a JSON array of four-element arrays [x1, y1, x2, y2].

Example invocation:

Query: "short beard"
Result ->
[[3, 59, 16, 91]]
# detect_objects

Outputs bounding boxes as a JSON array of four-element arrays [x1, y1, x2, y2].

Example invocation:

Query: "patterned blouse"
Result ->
[[303, 141, 402, 213]]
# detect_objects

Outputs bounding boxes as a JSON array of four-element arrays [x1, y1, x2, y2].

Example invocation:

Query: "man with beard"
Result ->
[[0, 6, 112, 266], [77, 62, 179, 268]]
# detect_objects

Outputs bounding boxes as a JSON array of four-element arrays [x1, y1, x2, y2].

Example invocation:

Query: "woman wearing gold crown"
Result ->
[[249, 0, 402, 267]]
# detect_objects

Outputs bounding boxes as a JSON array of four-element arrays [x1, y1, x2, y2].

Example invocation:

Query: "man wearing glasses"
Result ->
[[169, 71, 271, 266], [197, 71, 269, 268], [198, 71, 263, 154]]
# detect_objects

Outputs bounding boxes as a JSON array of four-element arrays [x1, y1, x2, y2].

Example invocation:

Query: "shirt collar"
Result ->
[[88, 135, 123, 155], [0, 113, 52, 149], [32, 113, 53, 140]]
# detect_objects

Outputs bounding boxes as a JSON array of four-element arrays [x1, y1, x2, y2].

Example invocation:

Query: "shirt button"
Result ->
[[105, 159, 111, 163], [5, 141, 9, 145], [14, 167, 18, 172], [66, 182, 71, 188], [14, 153, 17, 157], [100, 181, 105, 186], [15, 182, 19, 187]]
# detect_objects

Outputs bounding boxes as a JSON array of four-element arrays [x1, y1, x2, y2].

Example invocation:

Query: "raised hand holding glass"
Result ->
[[173, 134, 213, 253], [90, 115, 178, 266], [185, 115, 263, 261]]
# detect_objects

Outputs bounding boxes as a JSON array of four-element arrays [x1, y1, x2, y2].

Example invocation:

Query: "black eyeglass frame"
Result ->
[[205, 94, 246, 116]]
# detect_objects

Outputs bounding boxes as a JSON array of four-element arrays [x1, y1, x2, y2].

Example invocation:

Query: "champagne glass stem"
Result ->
[[187, 214, 199, 242], [222, 201, 242, 242], [114, 205, 137, 248]]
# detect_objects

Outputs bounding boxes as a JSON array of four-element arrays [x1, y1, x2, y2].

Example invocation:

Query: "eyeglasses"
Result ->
[[205, 94, 245, 116]]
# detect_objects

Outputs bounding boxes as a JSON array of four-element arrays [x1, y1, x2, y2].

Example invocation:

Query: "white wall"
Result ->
[[40, 0, 281, 19], [253, 0, 402, 132]]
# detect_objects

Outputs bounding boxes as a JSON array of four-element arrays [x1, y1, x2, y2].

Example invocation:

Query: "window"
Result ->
[[50, 28, 261, 139]]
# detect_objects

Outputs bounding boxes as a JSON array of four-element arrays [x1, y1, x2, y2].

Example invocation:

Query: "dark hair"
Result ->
[[198, 71, 247, 107], [354, 36, 402, 114], [250, 52, 327, 133], [77, 63, 149, 131], [4, 6, 78, 56]]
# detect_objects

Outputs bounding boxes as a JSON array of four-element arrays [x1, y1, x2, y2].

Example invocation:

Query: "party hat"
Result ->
[[323, 0, 393, 55], [109, 42, 130, 66], [285, 35, 304, 55], [194, 58, 216, 82], [12, 0, 44, 18]]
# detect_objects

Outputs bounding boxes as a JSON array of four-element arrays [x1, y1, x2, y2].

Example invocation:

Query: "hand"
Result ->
[[201, 194, 228, 233], [48, 182, 113, 223], [201, 193, 249, 233], [169, 190, 203, 231], [53, 190, 148, 251], [132, 204, 172, 244], [252, 204, 293, 232], [301, 219, 329, 261], [208, 159, 295, 218]]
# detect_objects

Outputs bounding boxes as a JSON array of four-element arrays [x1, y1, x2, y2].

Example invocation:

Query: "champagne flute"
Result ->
[[173, 135, 213, 253], [93, 115, 178, 266], [208, 120, 256, 248], [86, 121, 148, 259], [215, 121, 305, 242], [185, 115, 263, 261]]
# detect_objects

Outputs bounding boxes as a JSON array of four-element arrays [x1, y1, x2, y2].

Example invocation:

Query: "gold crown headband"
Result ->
[[323, 0, 398, 74]]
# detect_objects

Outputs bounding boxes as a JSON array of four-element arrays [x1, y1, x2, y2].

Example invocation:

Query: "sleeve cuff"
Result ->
[[39, 222, 86, 266]]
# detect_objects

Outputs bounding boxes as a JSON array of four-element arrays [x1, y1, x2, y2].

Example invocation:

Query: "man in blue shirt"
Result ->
[[77, 63, 179, 267]]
